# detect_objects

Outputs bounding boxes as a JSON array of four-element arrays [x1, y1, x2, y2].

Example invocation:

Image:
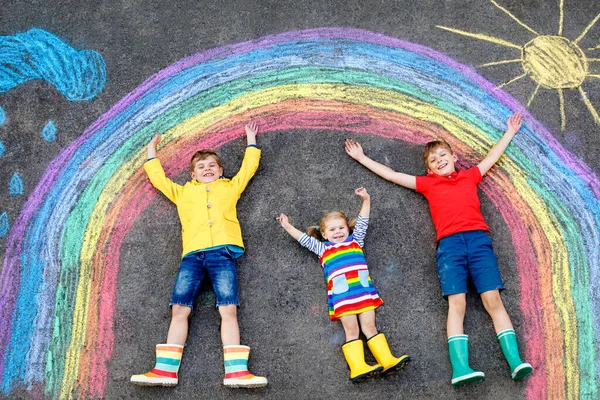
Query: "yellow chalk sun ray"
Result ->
[[437, 0, 600, 130]]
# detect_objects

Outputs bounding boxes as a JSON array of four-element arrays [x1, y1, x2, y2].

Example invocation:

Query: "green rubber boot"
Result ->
[[497, 329, 533, 380], [448, 335, 485, 386]]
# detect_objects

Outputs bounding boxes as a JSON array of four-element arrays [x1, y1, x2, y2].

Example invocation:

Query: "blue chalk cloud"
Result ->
[[41, 120, 56, 142], [9, 172, 23, 196], [0, 140, 4, 158], [0, 28, 106, 101], [0, 105, 5, 125]]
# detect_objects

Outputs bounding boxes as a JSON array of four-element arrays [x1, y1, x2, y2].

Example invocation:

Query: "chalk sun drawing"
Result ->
[[0, 28, 598, 400], [0, 28, 106, 101], [438, 0, 600, 131]]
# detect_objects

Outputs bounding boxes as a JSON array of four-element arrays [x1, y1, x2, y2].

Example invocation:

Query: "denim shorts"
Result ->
[[170, 247, 239, 309], [435, 230, 504, 298]]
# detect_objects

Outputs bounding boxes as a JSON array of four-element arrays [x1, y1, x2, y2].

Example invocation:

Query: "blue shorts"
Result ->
[[435, 230, 504, 298], [170, 247, 240, 310]]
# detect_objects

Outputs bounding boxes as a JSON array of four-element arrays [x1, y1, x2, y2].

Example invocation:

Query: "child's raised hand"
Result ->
[[345, 139, 365, 161], [276, 213, 291, 228], [245, 121, 258, 140], [149, 132, 161, 147], [355, 187, 370, 200], [507, 112, 523, 134]]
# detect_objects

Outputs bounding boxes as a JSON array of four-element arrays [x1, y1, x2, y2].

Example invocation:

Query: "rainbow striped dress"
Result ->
[[299, 216, 383, 321]]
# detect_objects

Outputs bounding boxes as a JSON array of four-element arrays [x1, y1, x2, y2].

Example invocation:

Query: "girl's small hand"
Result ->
[[345, 139, 365, 160], [355, 187, 370, 200], [507, 112, 523, 134], [276, 213, 290, 227]]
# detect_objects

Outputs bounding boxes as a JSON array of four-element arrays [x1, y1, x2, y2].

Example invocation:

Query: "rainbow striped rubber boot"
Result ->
[[448, 335, 485, 385], [223, 345, 268, 388], [130, 344, 184, 386], [497, 329, 533, 380]]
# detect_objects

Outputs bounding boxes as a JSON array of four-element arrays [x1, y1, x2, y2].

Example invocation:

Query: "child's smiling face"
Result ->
[[190, 155, 223, 183], [322, 217, 350, 243], [426, 146, 458, 177]]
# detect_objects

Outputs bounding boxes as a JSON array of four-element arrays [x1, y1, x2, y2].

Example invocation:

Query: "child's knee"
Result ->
[[172, 304, 192, 319], [218, 304, 238, 321], [448, 294, 467, 313], [481, 290, 504, 312]]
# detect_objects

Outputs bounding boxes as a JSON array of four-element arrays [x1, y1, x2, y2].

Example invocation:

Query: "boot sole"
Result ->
[[130, 378, 178, 387], [351, 366, 384, 383], [512, 363, 533, 380], [382, 355, 411, 376], [223, 378, 268, 388], [451, 371, 485, 386]]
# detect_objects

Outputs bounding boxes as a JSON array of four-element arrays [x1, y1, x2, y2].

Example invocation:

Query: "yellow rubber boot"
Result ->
[[341, 339, 383, 382], [367, 333, 410, 375]]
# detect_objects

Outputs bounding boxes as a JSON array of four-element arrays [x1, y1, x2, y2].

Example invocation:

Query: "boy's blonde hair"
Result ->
[[422, 140, 453, 169], [306, 211, 357, 241], [189, 150, 222, 172]]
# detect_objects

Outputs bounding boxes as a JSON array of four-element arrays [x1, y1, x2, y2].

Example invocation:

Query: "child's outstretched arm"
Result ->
[[245, 121, 258, 146], [345, 139, 417, 190], [276, 214, 304, 241], [355, 187, 370, 218], [230, 121, 261, 193], [144, 132, 183, 203], [477, 112, 522, 176], [147, 132, 161, 159]]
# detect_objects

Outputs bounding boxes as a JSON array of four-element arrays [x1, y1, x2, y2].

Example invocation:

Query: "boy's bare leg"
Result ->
[[340, 315, 360, 342], [481, 289, 532, 380], [447, 294, 467, 337], [166, 305, 191, 345], [219, 305, 240, 346], [480, 290, 513, 333], [358, 310, 378, 339]]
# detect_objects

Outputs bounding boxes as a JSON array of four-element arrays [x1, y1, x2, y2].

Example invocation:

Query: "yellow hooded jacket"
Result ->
[[143, 146, 261, 257]]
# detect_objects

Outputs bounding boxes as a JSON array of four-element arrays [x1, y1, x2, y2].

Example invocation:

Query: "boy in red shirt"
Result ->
[[345, 113, 532, 385]]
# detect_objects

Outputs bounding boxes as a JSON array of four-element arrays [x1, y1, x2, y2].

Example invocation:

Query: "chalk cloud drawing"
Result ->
[[0, 140, 4, 158], [42, 121, 56, 142], [0, 106, 5, 125], [438, 0, 600, 131], [0, 28, 598, 400], [0, 28, 106, 101], [8, 172, 23, 196]]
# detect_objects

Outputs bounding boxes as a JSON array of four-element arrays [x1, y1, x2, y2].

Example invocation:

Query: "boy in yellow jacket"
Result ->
[[131, 122, 267, 388]]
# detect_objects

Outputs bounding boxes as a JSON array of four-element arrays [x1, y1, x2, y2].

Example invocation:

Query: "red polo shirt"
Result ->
[[415, 166, 489, 241]]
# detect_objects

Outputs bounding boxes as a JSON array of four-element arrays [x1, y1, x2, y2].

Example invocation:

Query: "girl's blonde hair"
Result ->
[[306, 211, 357, 241]]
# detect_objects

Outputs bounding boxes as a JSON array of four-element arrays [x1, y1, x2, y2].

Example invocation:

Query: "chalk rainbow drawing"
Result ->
[[0, 28, 106, 101], [0, 28, 599, 399], [438, 0, 600, 131]]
